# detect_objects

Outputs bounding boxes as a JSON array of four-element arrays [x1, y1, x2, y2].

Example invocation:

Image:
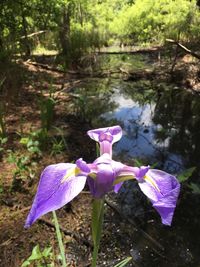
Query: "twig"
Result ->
[[105, 198, 165, 256], [54, 80, 82, 98], [38, 217, 92, 248], [0, 237, 17, 247], [21, 30, 46, 39], [166, 39, 200, 60]]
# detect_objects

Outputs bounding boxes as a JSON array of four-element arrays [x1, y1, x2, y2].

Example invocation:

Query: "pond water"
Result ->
[[72, 53, 200, 267]]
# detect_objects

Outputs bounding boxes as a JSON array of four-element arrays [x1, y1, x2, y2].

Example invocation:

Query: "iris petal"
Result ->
[[138, 169, 180, 225], [87, 125, 122, 143], [25, 163, 87, 227], [87, 126, 122, 156]]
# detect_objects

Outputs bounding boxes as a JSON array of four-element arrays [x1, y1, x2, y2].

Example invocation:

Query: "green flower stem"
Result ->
[[52, 211, 67, 267], [91, 198, 105, 267]]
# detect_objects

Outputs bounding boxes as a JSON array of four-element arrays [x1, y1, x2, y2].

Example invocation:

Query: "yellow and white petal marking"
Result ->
[[61, 167, 81, 183], [113, 174, 135, 185], [144, 175, 160, 192]]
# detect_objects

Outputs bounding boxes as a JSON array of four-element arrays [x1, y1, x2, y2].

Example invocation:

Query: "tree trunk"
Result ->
[[79, 3, 83, 26], [0, 36, 3, 50], [59, 3, 71, 59], [21, 12, 31, 56]]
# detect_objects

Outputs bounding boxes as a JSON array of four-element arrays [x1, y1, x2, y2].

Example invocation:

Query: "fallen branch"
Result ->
[[21, 30, 46, 39], [25, 61, 120, 78], [53, 80, 82, 98], [39, 217, 92, 248], [166, 39, 200, 60], [97, 46, 161, 55], [25, 61, 66, 73], [120, 67, 155, 81]]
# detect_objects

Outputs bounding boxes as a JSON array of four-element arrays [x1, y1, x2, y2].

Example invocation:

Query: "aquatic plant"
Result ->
[[25, 126, 180, 266]]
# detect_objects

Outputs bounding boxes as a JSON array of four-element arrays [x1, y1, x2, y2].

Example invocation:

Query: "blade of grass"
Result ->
[[52, 211, 67, 267]]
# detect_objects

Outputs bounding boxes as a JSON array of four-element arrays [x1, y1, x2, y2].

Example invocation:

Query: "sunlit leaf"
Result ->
[[177, 167, 196, 183], [42, 247, 52, 258], [27, 244, 42, 261]]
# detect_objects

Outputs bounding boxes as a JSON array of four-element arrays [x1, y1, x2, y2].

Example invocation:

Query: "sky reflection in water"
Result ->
[[102, 87, 184, 173]]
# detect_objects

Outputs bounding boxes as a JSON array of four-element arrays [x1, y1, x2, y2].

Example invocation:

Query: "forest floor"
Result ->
[[0, 57, 136, 267], [0, 59, 92, 267], [0, 49, 200, 267]]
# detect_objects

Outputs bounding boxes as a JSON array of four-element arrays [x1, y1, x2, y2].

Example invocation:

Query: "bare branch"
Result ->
[[166, 39, 200, 60]]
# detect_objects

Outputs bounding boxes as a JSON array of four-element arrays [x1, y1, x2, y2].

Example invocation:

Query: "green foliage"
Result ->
[[0, 102, 6, 138], [177, 167, 196, 182], [20, 128, 50, 152], [0, 137, 7, 153], [21, 244, 53, 267], [20, 136, 42, 156], [35, 128, 49, 147], [50, 127, 68, 156], [7, 151, 36, 182], [52, 211, 68, 267], [51, 137, 66, 156], [39, 84, 57, 131], [188, 183, 200, 194], [114, 257, 132, 267], [1, 0, 200, 59], [177, 167, 200, 196], [111, 0, 200, 44], [40, 96, 56, 131]]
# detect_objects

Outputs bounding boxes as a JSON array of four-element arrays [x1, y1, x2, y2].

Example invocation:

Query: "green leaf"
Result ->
[[134, 158, 143, 167], [27, 245, 42, 261], [189, 183, 200, 194], [42, 247, 52, 258], [20, 137, 29, 145], [21, 260, 31, 267], [114, 257, 132, 267], [52, 211, 67, 267], [27, 140, 34, 147], [1, 137, 7, 144], [177, 167, 196, 183]]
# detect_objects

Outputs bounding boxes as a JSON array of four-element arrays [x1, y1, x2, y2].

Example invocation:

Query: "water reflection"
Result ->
[[99, 81, 193, 174], [74, 77, 200, 175], [73, 55, 200, 267]]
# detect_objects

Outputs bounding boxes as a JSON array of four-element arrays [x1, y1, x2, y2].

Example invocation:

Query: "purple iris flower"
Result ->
[[25, 126, 180, 228], [25, 154, 128, 227], [87, 125, 122, 156]]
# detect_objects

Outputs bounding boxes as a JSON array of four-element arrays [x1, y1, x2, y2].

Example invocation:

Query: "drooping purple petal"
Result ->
[[25, 163, 87, 227], [138, 169, 180, 225], [87, 125, 122, 155]]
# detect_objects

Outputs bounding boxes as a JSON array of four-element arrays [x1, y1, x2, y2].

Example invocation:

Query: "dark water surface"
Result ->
[[73, 54, 200, 267]]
